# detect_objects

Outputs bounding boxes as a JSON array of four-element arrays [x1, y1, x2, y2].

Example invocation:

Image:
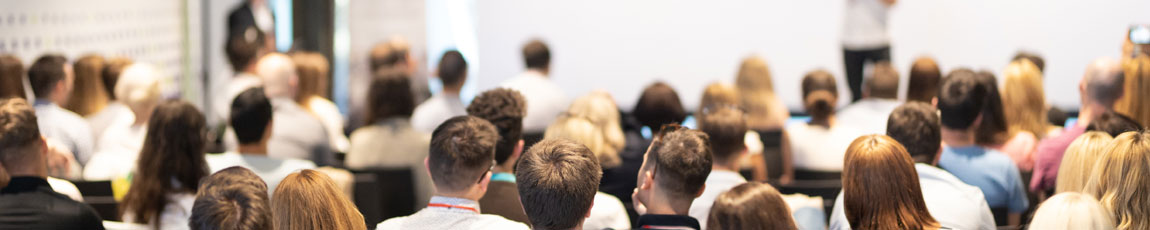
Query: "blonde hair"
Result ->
[[1028, 192, 1115, 230], [1116, 56, 1150, 128], [65, 55, 108, 116], [1001, 59, 1049, 138], [698, 82, 738, 116], [735, 56, 789, 129], [273, 169, 366, 230], [1085, 131, 1150, 230], [115, 64, 163, 123], [545, 91, 624, 168], [291, 52, 330, 106], [1055, 132, 1113, 194]]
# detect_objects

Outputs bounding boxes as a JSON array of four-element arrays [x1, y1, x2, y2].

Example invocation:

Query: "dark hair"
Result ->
[[428, 116, 499, 192], [437, 50, 468, 87], [101, 57, 133, 100], [887, 102, 941, 164], [633, 82, 687, 129], [867, 62, 899, 99], [1088, 111, 1143, 137], [121, 100, 209, 228], [698, 107, 747, 164], [0, 55, 25, 100], [707, 182, 797, 230], [1012, 51, 1045, 73], [27, 54, 68, 98], [1047, 107, 1069, 128], [230, 88, 273, 145], [369, 40, 410, 72], [467, 88, 526, 165], [645, 125, 713, 198], [843, 135, 938, 229], [973, 70, 1009, 145], [190, 166, 272, 230], [937, 69, 988, 130], [225, 27, 266, 72], [0, 98, 40, 158], [801, 69, 838, 120], [907, 57, 941, 103], [366, 68, 415, 124], [515, 139, 601, 230], [522, 40, 551, 70]]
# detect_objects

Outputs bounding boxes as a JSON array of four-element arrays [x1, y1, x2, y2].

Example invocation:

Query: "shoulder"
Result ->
[[285, 158, 318, 170], [475, 214, 531, 229], [376, 216, 409, 229]]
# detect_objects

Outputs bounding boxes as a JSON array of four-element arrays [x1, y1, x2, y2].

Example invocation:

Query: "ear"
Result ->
[[640, 170, 655, 190], [932, 145, 943, 166], [931, 97, 939, 108], [38, 136, 49, 158], [513, 140, 525, 158], [694, 184, 707, 198], [477, 170, 492, 194]]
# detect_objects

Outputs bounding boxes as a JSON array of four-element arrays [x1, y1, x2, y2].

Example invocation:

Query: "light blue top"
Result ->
[[34, 101, 94, 166], [939, 145, 1029, 213]]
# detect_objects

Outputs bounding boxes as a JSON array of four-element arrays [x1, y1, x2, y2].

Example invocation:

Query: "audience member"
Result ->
[[1012, 51, 1046, 73], [1116, 55, 1150, 128], [998, 60, 1047, 171], [515, 139, 602, 230], [841, 0, 894, 103], [907, 57, 941, 103], [971, 70, 1011, 150], [213, 27, 267, 123], [617, 82, 688, 225], [189, 166, 272, 230], [291, 52, 349, 153], [632, 125, 712, 230], [698, 82, 768, 182], [362, 36, 430, 116], [1086, 110, 1142, 137], [0, 98, 104, 229], [936, 70, 1028, 226], [786, 70, 859, 175], [735, 55, 789, 130], [1085, 130, 1150, 230], [84, 63, 164, 180], [501, 39, 570, 133], [469, 88, 530, 223], [27, 54, 96, 166], [687, 107, 749, 229], [120, 100, 210, 229], [63, 55, 107, 117], [413, 50, 470, 133], [1054, 132, 1113, 194], [0, 55, 25, 99], [1027, 192, 1114, 230], [208, 88, 317, 194], [272, 169, 366, 230], [839, 135, 941, 229], [838, 61, 901, 134], [86, 57, 134, 145], [376, 116, 528, 230], [346, 68, 433, 206], [706, 182, 796, 230], [633, 82, 688, 133], [253, 53, 334, 166]]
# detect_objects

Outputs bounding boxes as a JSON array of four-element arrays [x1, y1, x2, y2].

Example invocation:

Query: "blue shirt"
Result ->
[[939, 145, 1029, 213]]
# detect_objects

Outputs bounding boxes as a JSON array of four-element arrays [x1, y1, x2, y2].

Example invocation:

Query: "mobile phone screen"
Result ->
[[1132, 25, 1150, 45]]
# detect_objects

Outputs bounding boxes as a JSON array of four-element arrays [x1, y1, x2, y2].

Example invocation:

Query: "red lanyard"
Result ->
[[428, 203, 480, 214]]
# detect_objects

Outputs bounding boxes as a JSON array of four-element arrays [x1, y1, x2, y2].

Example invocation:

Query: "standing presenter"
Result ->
[[842, 0, 895, 102]]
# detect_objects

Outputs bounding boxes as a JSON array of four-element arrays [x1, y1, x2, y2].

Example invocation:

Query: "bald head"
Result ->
[[256, 53, 298, 98], [1082, 57, 1124, 107]]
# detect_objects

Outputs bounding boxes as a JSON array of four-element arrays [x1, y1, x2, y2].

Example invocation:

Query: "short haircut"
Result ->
[[866, 62, 899, 99], [27, 54, 68, 98], [1012, 51, 1046, 73], [467, 88, 527, 165], [1083, 58, 1126, 106], [843, 135, 937, 229], [369, 38, 409, 71], [0, 55, 26, 99], [937, 69, 988, 130], [0, 98, 41, 162], [190, 166, 272, 230], [366, 68, 415, 124], [225, 27, 266, 72], [698, 107, 747, 164], [101, 57, 133, 100], [707, 182, 796, 230], [428, 116, 499, 192], [522, 40, 551, 70], [230, 88, 273, 145], [645, 125, 713, 198], [907, 57, 941, 103], [801, 69, 838, 119], [1087, 110, 1143, 137], [437, 50, 468, 87], [633, 82, 687, 129], [515, 139, 601, 230], [887, 102, 941, 164]]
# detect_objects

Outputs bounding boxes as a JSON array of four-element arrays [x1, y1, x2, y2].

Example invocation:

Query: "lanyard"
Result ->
[[428, 203, 480, 214]]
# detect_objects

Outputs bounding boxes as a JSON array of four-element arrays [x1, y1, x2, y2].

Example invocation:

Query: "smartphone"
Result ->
[[1131, 25, 1150, 45]]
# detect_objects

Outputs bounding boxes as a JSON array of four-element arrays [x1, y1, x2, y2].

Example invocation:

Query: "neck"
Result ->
[[435, 190, 482, 202], [441, 86, 462, 96], [941, 127, 976, 147], [494, 165, 513, 174], [237, 143, 267, 155], [1077, 103, 1108, 128], [712, 159, 739, 172], [809, 116, 835, 127], [644, 189, 693, 215], [529, 68, 549, 76]]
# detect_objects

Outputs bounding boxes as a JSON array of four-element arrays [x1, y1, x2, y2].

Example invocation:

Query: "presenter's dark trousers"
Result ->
[[843, 46, 891, 102]]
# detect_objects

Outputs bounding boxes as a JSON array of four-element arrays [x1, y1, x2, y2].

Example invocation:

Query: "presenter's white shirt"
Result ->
[[842, 0, 891, 50], [829, 163, 997, 230], [411, 93, 467, 134], [500, 70, 569, 133], [689, 170, 747, 230], [206, 152, 317, 195], [786, 123, 861, 172]]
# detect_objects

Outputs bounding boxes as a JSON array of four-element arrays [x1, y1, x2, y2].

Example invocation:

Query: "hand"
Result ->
[[44, 139, 76, 178], [779, 173, 795, 185], [631, 188, 647, 215]]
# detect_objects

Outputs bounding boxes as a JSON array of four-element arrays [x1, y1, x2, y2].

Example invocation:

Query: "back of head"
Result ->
[[428, 116, 499, 192], [0, 55, 26, 99], [1085, 131, 1150, 230], [515, 139, 601, 230], [698, 107, 747, 165], [843, 135, 936, 229], [886, 102, 941, 164], [116, 63, 164, 117], [699, 82, 738, 116], [644, 126, 713, 199], [972, 71, 1010, 145], [27, 54, 68, 99], [866, 62, 899, 99], [735, 56, 781, 121], [633, 81, 687, 129], [545, 115, 617, 169], [256, 53, 297, 98], [938, 69, 988, 130], [522, 39, 550, 70], [1029, 192, 1114, 230], [907, 57, 941, 103], [467, 88, 526, 166], [550, 91, 625, 168], [226, 27, 267, 72], [801, 69, 838, 120], [1012, 51, 1046, 73], [0, 98, 41, 167], [1055, 132, 1113, 194], [366, 68, 414, 124], [65, 55, 108, 116], [290, 52, 330, 103], [1082, 58, 1125, 107], [1118, 55, 1150, 127], [1087, 110, 1142, 137], [1002, 59, 1048, 137], [101, 57, 133, 100], [272, 169, 365, 230], [231, 88, 273, 145], [123, 100, 209, 227], [369, 37, 410, 72], [707, 182, 796, 230], [437, 50, 468, 87], [191, 166, 272, 230]]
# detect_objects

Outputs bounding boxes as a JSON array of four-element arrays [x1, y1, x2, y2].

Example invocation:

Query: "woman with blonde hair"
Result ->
[[272, 169, 366, 230], [1085, 130, 1150, 230], [998, 59, 1046, 172], [707, 182, 797, 230], [1115, 55, 1150, 128], [83, 63, 164, 180], [842, 135, 940, 230], [64, 55, 108, 117], [1027, 192, 1115, 230], [1052, 132, 1113, 194], [291, 52, 349, 153], [736, 55, 790, 130]]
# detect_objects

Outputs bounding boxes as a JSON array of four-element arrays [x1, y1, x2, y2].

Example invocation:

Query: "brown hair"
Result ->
[[27, 54, 68, 98], [907, 57, 941, 103], [515, 139, 601, 230], [1085, 131, 1150, 230], [842, 135, 938, 230], [467, 88, 527, 165], [272, 169, 366, 230], [225, 27, 267, 72], [428, 116, 499, 192], [522, 39, 551, 70], [886, 102, 942, 164], [735, 56, 789, 129], [801, 69, 838, 121], [0, 98, 41, 163], [0, 55, 25, 100], [437, 50, 468, 87], [707, 182, 797, 230], [366, 68, 415, 124], [867, 61, 899, 99], [644, 125, 713, 198], [190, 166, 272, 230], [101, 57, 133, 100], [369, 38, 410, 72], [699, 82, 738, 116], [121, 100, 210, 228], [64, 55, 108, 116], [1116, 56, 1150, 128], [291, 52, 330, 105], [633, 82, 686, 129], [698, 107, 747, 164]]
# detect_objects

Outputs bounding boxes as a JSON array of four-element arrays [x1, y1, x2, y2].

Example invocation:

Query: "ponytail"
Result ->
[[805, 90, 836, 120]]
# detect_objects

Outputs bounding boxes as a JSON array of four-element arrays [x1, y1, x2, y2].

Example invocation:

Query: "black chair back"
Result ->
[[755, 129, 785, 181], [991, 207, 1009, 227], [72, 180, 119, 221], [522, 132, 546, 151], [352, 168, 417, 226]]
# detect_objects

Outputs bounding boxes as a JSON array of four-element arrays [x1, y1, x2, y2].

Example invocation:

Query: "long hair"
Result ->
[[0, 55, 25, 99], [291, 52, 331, 106], [1085, 131, 1150, 230], [272, 169, 366, 230], [1002, 59, 1049, 138], [120, 100, 209, 228], [64, 55, 109, 116], [707, 182, 797, 230], [972, 70, 1010, 146], [545, 91, 624, 168], [698, 82, 739, 117], [736, 55, 789, 129], [1055, 132, 1113, 194], [842, 135, 938, 230], [1028, 192, 1115, 230], [1116, 56, 1150, 128]]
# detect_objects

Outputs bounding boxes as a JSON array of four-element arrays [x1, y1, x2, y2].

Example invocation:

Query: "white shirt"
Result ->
[[206, 152, 317, 195], [212, 73, 262, 123], [842, 0, 891, 50], [34, 101, 95, 166], [689, 170, 747, 230], [84, 122, 147, 181], [411, 93, 467, 133], [584, 192, 631, 230], [377, 196, 529, 230], [786, 123, 861, 172], [346, 118, 434, 206], [836, 98, 901, 135], [829, 163, 997, 230], [47, 177, 84, 202], [86, 102, 133, 145], [122, 192, 195, 230], [304, 97, 350, 153], [500, 70, 569, 132]]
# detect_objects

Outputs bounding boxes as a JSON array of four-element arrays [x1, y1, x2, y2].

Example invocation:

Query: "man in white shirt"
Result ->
[[500, 40, 569, 133], [213, 28, 267, 125], [837, 62, 901, 135], [412, 50, 469, 133], [842, 0, 895, 102], [26, 55, 95, 166], [515, 139, 601, 230], [377, 116, 529, 230], [830, 102, 996, 230], [253, 53, 335, 166], [688, 107, 750, 230], [208, 88, 317, 195]]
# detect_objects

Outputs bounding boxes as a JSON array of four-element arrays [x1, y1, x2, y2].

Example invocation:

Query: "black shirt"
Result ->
[[0, 177, 105, 230], [637, 214, 701, 230]]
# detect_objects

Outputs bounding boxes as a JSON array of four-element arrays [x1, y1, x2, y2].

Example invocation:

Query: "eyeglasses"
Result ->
[[476, 159, 497, 184]]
